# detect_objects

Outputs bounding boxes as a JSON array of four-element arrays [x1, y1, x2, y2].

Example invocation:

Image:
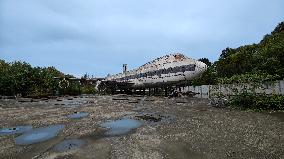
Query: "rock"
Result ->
[[41, 98, 49, 101], [113, 98, 129, 101], [18, 98, 32, 102], [2, 96, 16, 99]]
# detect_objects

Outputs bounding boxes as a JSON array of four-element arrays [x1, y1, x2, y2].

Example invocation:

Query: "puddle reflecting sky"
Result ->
[[101, 119, 142, 136], [14, 124, 65, 145], [67, 112, 89, 119], [0, 126, 33, 135]]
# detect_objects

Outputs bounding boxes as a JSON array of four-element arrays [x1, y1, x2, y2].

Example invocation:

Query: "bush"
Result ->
[[0, 59, 81, 97], [230, 93, 284, 110], [81, 85, 96, 94]]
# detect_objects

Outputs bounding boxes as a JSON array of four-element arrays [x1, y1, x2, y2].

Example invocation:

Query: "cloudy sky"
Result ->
[[0, 0, 283, 77]]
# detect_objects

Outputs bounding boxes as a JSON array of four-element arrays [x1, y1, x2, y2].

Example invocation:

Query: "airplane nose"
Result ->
[[203, 63, 207, 70], [197, 61, 207, 73]]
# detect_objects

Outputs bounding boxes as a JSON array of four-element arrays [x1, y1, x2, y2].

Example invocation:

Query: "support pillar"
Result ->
[[165, 86, 168, 97]]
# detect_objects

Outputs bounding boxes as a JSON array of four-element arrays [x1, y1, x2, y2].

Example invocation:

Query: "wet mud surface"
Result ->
[[53, 139, 85, 152], [0, 95, 283, 159]]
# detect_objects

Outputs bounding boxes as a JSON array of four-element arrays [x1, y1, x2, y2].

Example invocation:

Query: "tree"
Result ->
[[195, 21, 284, 86], [198, 58, 212, 67], [215, 21, 284, 80], [271, 21, 284, 35], [0, 59, 80, 96]]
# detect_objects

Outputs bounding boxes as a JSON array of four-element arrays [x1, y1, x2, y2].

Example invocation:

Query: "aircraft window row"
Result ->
[[117, 64, 195, 81]]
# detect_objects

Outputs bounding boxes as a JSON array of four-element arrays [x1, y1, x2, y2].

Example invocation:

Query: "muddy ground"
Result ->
[[0, 95, 283, 159]]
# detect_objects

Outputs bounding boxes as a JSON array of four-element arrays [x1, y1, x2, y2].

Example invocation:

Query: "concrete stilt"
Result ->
[[165, 87, 168, 97], [154, 88, 158, 95]]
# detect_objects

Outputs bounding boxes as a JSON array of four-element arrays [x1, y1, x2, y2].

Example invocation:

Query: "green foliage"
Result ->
[[79, 73, 97, 94], [81, 85, 96, 94], [191, 65, 218, 86], [214, 22, 284, 79], [63, 81, 81, 96], [0, 60, 81, 97], [190, 58, 217, 86], [271, 21, 284, 35], [0, 60, 34, 96], [218, 73, 280, 84], [215, 45, 256, 78], [230, 93, 284, 111], [28, 66, 65, 97], [188, 22, 284, 86], [205, 22, 284, 111]]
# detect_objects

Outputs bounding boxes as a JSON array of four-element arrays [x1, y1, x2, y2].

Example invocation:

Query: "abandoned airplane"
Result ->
[[97, 53, 207, 95]]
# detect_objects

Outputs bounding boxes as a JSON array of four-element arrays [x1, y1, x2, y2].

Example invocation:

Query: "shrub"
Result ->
[[230, 93, 284, 110]]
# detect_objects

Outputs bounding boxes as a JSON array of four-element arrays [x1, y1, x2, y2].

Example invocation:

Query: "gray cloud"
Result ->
[[0, 0, 283, 77]]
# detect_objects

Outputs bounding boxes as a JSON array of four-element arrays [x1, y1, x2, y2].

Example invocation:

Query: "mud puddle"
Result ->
[[67, 112, 89, 119], [134, 112, 176, 124], [0, 126, 33, 135], [53, 139, 85, 152], [14, 124, 65, 145], [101, 118, 142, 136]]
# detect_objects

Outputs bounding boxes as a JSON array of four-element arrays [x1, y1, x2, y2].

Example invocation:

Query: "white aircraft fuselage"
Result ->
[[104, 53, 207, 88]]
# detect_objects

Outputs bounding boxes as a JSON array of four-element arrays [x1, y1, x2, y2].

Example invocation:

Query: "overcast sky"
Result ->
[[0, 0, 283, 77]]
